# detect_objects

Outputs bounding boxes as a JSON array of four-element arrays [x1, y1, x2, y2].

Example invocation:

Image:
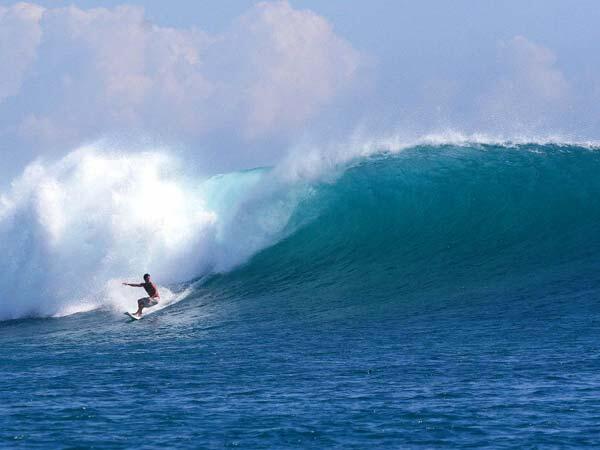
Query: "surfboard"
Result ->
[[124, 312, 141, 321]]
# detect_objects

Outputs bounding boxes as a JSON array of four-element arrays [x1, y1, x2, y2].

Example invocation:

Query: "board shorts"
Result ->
[[139, 297, 159, 307]]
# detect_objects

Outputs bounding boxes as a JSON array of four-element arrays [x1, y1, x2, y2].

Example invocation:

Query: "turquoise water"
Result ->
[[3, 144, 600, 448]]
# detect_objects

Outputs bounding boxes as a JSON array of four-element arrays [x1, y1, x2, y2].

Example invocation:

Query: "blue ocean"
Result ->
[[2, 142, 600, 448]]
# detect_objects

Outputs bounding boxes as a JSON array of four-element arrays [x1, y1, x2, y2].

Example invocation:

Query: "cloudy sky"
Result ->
[[1, 0, 600, 179]]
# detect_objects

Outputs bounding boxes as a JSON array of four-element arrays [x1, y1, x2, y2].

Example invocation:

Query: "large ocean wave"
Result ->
[[2, 141, 600, 320], [206, 143, 600, 306]]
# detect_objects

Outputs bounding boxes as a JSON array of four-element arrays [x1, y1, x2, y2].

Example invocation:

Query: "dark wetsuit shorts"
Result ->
[[139, 297, 159, 307]]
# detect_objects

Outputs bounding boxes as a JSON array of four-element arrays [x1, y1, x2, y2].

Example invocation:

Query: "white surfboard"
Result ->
[[124, 312, 141, 321]]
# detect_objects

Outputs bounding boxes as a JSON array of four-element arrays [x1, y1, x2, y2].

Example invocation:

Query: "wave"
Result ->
[[0, 144, 311, 320], [2, 140, 600, 320], [206, 143, 600, 304]]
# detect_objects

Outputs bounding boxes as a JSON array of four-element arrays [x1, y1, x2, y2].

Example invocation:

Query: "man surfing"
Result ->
[[122, 273, 160, 318]]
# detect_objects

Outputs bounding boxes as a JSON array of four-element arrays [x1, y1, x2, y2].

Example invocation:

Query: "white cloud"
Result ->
[[502, 35, 568, 101], [228, 1, 360, 136], [0, 2, 44, 101], [478, 36, 570, 130], [39, 4, 214, 134], [0, 1, 361, 155]]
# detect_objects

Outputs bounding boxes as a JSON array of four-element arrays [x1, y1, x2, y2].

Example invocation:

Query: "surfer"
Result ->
[[122, 273, 160, 317]]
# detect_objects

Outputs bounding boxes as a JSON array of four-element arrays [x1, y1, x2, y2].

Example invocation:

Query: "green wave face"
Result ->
[[207, 144, 600, 304]]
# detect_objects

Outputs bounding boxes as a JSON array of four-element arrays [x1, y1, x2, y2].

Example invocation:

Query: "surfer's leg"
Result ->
[[135, 298, 145, 316]]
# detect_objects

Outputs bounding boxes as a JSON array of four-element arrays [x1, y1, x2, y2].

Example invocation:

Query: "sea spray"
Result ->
[[0, 145, 309, 320]]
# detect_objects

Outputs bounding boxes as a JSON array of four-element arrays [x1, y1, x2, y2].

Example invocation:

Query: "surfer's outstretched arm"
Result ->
[[122, 282, 143, 287]]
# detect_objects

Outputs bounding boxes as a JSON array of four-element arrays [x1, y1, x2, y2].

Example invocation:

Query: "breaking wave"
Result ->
[[2, 139, 600, 320]]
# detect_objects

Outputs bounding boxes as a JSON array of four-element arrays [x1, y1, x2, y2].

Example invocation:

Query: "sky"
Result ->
[[1, 0, 600, 180]]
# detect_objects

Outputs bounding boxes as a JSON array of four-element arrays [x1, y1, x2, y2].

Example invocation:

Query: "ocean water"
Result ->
[[3, 143, 600, 448]]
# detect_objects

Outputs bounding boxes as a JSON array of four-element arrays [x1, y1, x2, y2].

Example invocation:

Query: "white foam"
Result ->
[[0, 144, 304, 320], [278, 129, 600, 182], [101, 280, 193, 317]]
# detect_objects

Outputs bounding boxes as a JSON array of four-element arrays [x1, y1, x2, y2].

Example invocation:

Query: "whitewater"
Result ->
[[0, 143, 312, 319], [3, 139, 600, 448]]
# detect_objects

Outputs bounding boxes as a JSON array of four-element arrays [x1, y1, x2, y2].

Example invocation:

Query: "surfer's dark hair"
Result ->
[[143, 273, 150, 279]]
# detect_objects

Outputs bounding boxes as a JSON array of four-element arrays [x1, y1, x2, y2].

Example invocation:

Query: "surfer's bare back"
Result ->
[[122, 273, 160, 317]]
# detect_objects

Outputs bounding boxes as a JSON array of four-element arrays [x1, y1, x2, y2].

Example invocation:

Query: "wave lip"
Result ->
[[278, 131, 600, 182]]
